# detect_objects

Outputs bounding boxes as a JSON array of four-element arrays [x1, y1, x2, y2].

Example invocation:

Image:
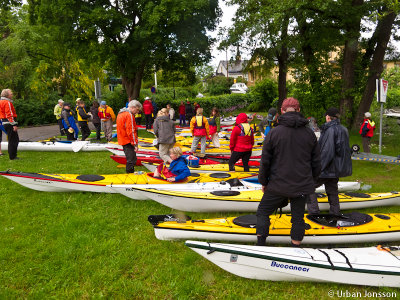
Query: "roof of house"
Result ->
[[218, 60, 249, 74]]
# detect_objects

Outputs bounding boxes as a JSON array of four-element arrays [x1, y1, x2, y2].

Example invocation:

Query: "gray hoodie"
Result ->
[[153, 115, 176, 144]]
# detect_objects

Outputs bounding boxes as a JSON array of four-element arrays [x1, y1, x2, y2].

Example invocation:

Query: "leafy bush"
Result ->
[[163, 93, 257, 116], [248, 78, 278, 111], [13, 91, 68, 126], [206, 76, 234, 95]]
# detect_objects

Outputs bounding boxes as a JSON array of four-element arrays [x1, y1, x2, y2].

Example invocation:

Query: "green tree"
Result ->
[[30, 0, 221, 101]]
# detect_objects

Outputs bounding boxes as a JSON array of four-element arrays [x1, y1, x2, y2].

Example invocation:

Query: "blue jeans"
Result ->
[[179, 114, 186, 126]]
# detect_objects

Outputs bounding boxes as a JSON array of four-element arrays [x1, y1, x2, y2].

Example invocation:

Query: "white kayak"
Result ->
[[114, 179, 360, 201], [130, 188, 400, 212], [1, 141, 109, 152], [186, 241, 400, 287]]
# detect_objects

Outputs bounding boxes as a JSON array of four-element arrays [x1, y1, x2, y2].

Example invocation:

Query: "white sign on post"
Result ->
[[376, 78, 389, 154], [379, 79, 389, 103]]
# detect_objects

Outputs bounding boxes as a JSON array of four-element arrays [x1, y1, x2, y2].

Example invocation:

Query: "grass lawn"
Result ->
[[1, 119, 400, 298]]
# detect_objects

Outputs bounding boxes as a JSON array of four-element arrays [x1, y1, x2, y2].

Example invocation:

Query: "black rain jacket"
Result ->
[[258, 111, 321, 198], [318, 119, 352, 178]]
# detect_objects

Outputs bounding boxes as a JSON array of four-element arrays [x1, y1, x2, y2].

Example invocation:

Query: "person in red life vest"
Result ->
[[179, 101, 186, 126], [229, 112, 254, 172], [143, 97, 154, 130], [190, 108, 209, 156], [117, 100, 142, 173], [0, 89, 19, 160], [208, 107, 221, 148], [359, 112, 376, 153], [98, 101, 116, 142]]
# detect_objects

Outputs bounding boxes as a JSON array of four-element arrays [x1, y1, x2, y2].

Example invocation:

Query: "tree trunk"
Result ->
[[339, 0, 363, 126], [352, 11, 396, 128], [122, 62, 146, 100], [277, 15, 289, 110]]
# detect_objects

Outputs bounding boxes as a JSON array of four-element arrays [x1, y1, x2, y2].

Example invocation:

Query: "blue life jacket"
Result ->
[[169, 156, 191, 182], [62, 114, 80, 139]]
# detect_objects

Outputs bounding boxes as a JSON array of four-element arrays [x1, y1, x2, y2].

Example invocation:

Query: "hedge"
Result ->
[[13, 87, 260, 126]]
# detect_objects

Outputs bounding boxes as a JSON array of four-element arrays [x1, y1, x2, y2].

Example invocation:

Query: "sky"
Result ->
[[209, 1, 239, 68]]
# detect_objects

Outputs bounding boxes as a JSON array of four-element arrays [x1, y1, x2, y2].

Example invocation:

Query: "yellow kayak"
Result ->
[[132, 188, 400, 212], [0, 170, 257, 193], [148, 212, 400, 244]]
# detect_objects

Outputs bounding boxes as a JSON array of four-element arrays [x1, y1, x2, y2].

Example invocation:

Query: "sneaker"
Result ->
[[10, 157, 20, 160]]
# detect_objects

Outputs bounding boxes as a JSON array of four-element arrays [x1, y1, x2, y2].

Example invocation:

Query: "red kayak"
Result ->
[[110, 155, 259, 167], [111, 155, 223, 166]]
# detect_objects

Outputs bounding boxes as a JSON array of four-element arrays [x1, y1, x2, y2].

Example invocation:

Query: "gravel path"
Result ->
[[17, 124, 97, 141]]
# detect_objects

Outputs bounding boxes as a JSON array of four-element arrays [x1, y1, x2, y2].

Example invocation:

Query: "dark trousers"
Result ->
[[229, 151, 252, 172], [93, 122, 101, 140], [135, 117, 142, 126], [145, 114, 152, 130], [256, 191, 307, 244], [78, 121, 91, 141], [362, 136, 371, 153], [4, 123, 19, 160], [179, 114, 186, 126], [57, 119, 65, 135], [66, 129, 76, 141], [123, 144, 137, 173], [307, 177, 340, 215]]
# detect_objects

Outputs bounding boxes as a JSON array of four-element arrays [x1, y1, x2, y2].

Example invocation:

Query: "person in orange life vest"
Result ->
[[153, 146, 191, 182], [117, 100, 142, 173], [98, 101, 116, 142], [359, 112, 376, 153], [179, 101, 186, 126], [190, 108, 210, 155], [143, 97, 154, 130], [208, 107, 221, 148], [229, 112, 255, 172], [0, 89, 19, 160]]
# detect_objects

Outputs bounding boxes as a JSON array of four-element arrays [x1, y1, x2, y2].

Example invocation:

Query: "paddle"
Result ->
[[71, 141, 90, 152]]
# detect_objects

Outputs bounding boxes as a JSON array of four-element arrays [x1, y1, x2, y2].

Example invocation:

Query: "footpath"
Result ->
[[17, 124, 97, 141]]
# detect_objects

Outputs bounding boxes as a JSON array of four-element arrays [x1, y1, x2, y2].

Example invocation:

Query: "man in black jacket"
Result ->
[[307, 107, 352, 216], [256, 97, 321, 246]]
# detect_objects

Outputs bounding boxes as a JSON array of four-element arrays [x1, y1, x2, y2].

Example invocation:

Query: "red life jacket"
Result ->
[[193, 116, 207, 136], [234, 123, 253, 152], [209, 116, 217, 135]]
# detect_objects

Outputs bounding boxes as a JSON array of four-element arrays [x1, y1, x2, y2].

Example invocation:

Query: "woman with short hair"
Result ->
[[153, 108, 176, 163]]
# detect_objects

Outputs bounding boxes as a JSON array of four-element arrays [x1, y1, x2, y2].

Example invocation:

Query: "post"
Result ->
[[379, 102, 383, 154], [154, 65, 158, 89], [94, 78, 101, 100], [376, 79, 382, 154]]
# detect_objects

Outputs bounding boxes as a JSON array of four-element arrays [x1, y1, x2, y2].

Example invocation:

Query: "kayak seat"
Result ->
[[209, 173, 231, 178], [210, 190, 241, 196], [232, 215, 312, 230], [226, 178, 244, 187], [232, 215, 257, 228], [190, 173, 200, 177], [307, 212, 373, 227], [344, 192, 371, 198], [76, 174, 106, 182]]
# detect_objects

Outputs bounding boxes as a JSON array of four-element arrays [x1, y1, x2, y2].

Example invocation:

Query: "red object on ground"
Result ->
[[110, 155, 253, 167]]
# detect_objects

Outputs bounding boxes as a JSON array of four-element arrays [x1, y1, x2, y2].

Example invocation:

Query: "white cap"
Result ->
[[58, 99, 64, 103], [145, 97, 151, 100], [365, 112, 371, 118]]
